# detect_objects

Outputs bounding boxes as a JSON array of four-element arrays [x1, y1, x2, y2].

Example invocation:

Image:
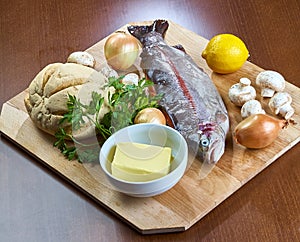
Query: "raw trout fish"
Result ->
[[128, 20, 229, 164]]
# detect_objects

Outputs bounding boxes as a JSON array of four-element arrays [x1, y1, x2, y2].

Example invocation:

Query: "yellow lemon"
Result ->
[[202, 34, 249, 74]]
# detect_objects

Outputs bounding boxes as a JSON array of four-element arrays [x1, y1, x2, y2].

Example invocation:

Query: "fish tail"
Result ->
[[128, 20, 169, 41]]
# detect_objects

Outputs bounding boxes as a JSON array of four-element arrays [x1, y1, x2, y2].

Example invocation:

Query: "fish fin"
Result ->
[[128, 20, 169, 41], [172, 44, 186, 53], [158, 105, 178, 129]]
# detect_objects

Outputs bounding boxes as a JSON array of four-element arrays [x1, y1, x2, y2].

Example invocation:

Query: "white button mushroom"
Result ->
[[241, 100, 266, 119], [256, 70, 285, 97], [67, 51, 96, 68], [228, 77, 256, 106], [122, 73, 139, 85], [268, 92, 294, 120], [100, 65, 119, 78]]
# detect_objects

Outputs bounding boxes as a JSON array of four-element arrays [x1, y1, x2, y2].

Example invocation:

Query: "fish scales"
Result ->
[[128, 20, 229, 164]]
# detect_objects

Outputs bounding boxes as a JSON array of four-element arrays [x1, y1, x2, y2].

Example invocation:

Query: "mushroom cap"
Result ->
[[241, 99, 265, 119], [269, 92, 292, 111], [256, 70, 285, 91], [269, 92, 294, 119], [67, 51, 96, 68], [122, 73, 139, 85], [228, 78, 256, 106]]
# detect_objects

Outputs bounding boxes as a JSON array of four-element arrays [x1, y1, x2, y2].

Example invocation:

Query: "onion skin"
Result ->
[[134, 108, 166, 125], [104, 31, 140, 71], [233, 114, 288, 149]]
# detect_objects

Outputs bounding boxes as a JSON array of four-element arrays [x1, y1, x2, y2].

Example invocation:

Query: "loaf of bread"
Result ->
[[24, 62, 111, 137]]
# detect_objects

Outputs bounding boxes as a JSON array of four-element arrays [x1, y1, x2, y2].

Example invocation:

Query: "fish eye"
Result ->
[[200, 138, 210, 147]]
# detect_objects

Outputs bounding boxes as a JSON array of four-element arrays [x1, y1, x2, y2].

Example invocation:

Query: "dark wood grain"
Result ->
[[0, 0, 299, 241]]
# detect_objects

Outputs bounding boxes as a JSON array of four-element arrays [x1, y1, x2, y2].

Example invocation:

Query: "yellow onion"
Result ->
[[134, 108, 166, 125], [233, 114, 288, 149], [104, 31, 140, 71]]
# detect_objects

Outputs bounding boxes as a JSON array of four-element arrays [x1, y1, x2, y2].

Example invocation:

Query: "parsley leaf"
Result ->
[[53, 76, 162, 163]]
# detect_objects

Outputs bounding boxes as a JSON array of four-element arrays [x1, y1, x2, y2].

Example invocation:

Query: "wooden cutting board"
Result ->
[[1, 21, 299, 234]]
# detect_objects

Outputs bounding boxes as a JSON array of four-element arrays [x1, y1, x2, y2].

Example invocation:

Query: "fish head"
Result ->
[[198, 124, 226, 164]]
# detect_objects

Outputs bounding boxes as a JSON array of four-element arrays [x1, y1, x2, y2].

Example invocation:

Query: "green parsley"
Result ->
[[53, 76, 162, 163]]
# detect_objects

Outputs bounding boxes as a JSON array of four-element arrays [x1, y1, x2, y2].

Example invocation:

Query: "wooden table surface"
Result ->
[[1, 0, 299, 241]]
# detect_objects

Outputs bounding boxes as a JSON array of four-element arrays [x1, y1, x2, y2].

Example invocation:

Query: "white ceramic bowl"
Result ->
[[99, 123, 188, 197]]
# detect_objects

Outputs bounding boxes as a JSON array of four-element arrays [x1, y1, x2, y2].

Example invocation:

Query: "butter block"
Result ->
[[111, 142, 172, 182]]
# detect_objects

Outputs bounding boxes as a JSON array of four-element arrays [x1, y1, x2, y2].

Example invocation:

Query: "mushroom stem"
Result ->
[[261, 88, 275, 98]]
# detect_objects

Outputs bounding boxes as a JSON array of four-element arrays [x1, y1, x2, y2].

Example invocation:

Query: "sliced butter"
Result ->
[[111, 142, 172, 182]]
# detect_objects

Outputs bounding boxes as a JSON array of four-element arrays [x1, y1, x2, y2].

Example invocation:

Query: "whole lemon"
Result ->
[[201, 34, 249, 74]]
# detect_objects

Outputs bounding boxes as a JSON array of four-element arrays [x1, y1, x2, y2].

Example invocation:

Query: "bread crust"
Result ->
[[24, 63, 109, 137]]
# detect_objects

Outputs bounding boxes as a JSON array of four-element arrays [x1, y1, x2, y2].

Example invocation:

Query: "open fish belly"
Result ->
[[128, 20, 229, 163], [143, 44, 229, 162]]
